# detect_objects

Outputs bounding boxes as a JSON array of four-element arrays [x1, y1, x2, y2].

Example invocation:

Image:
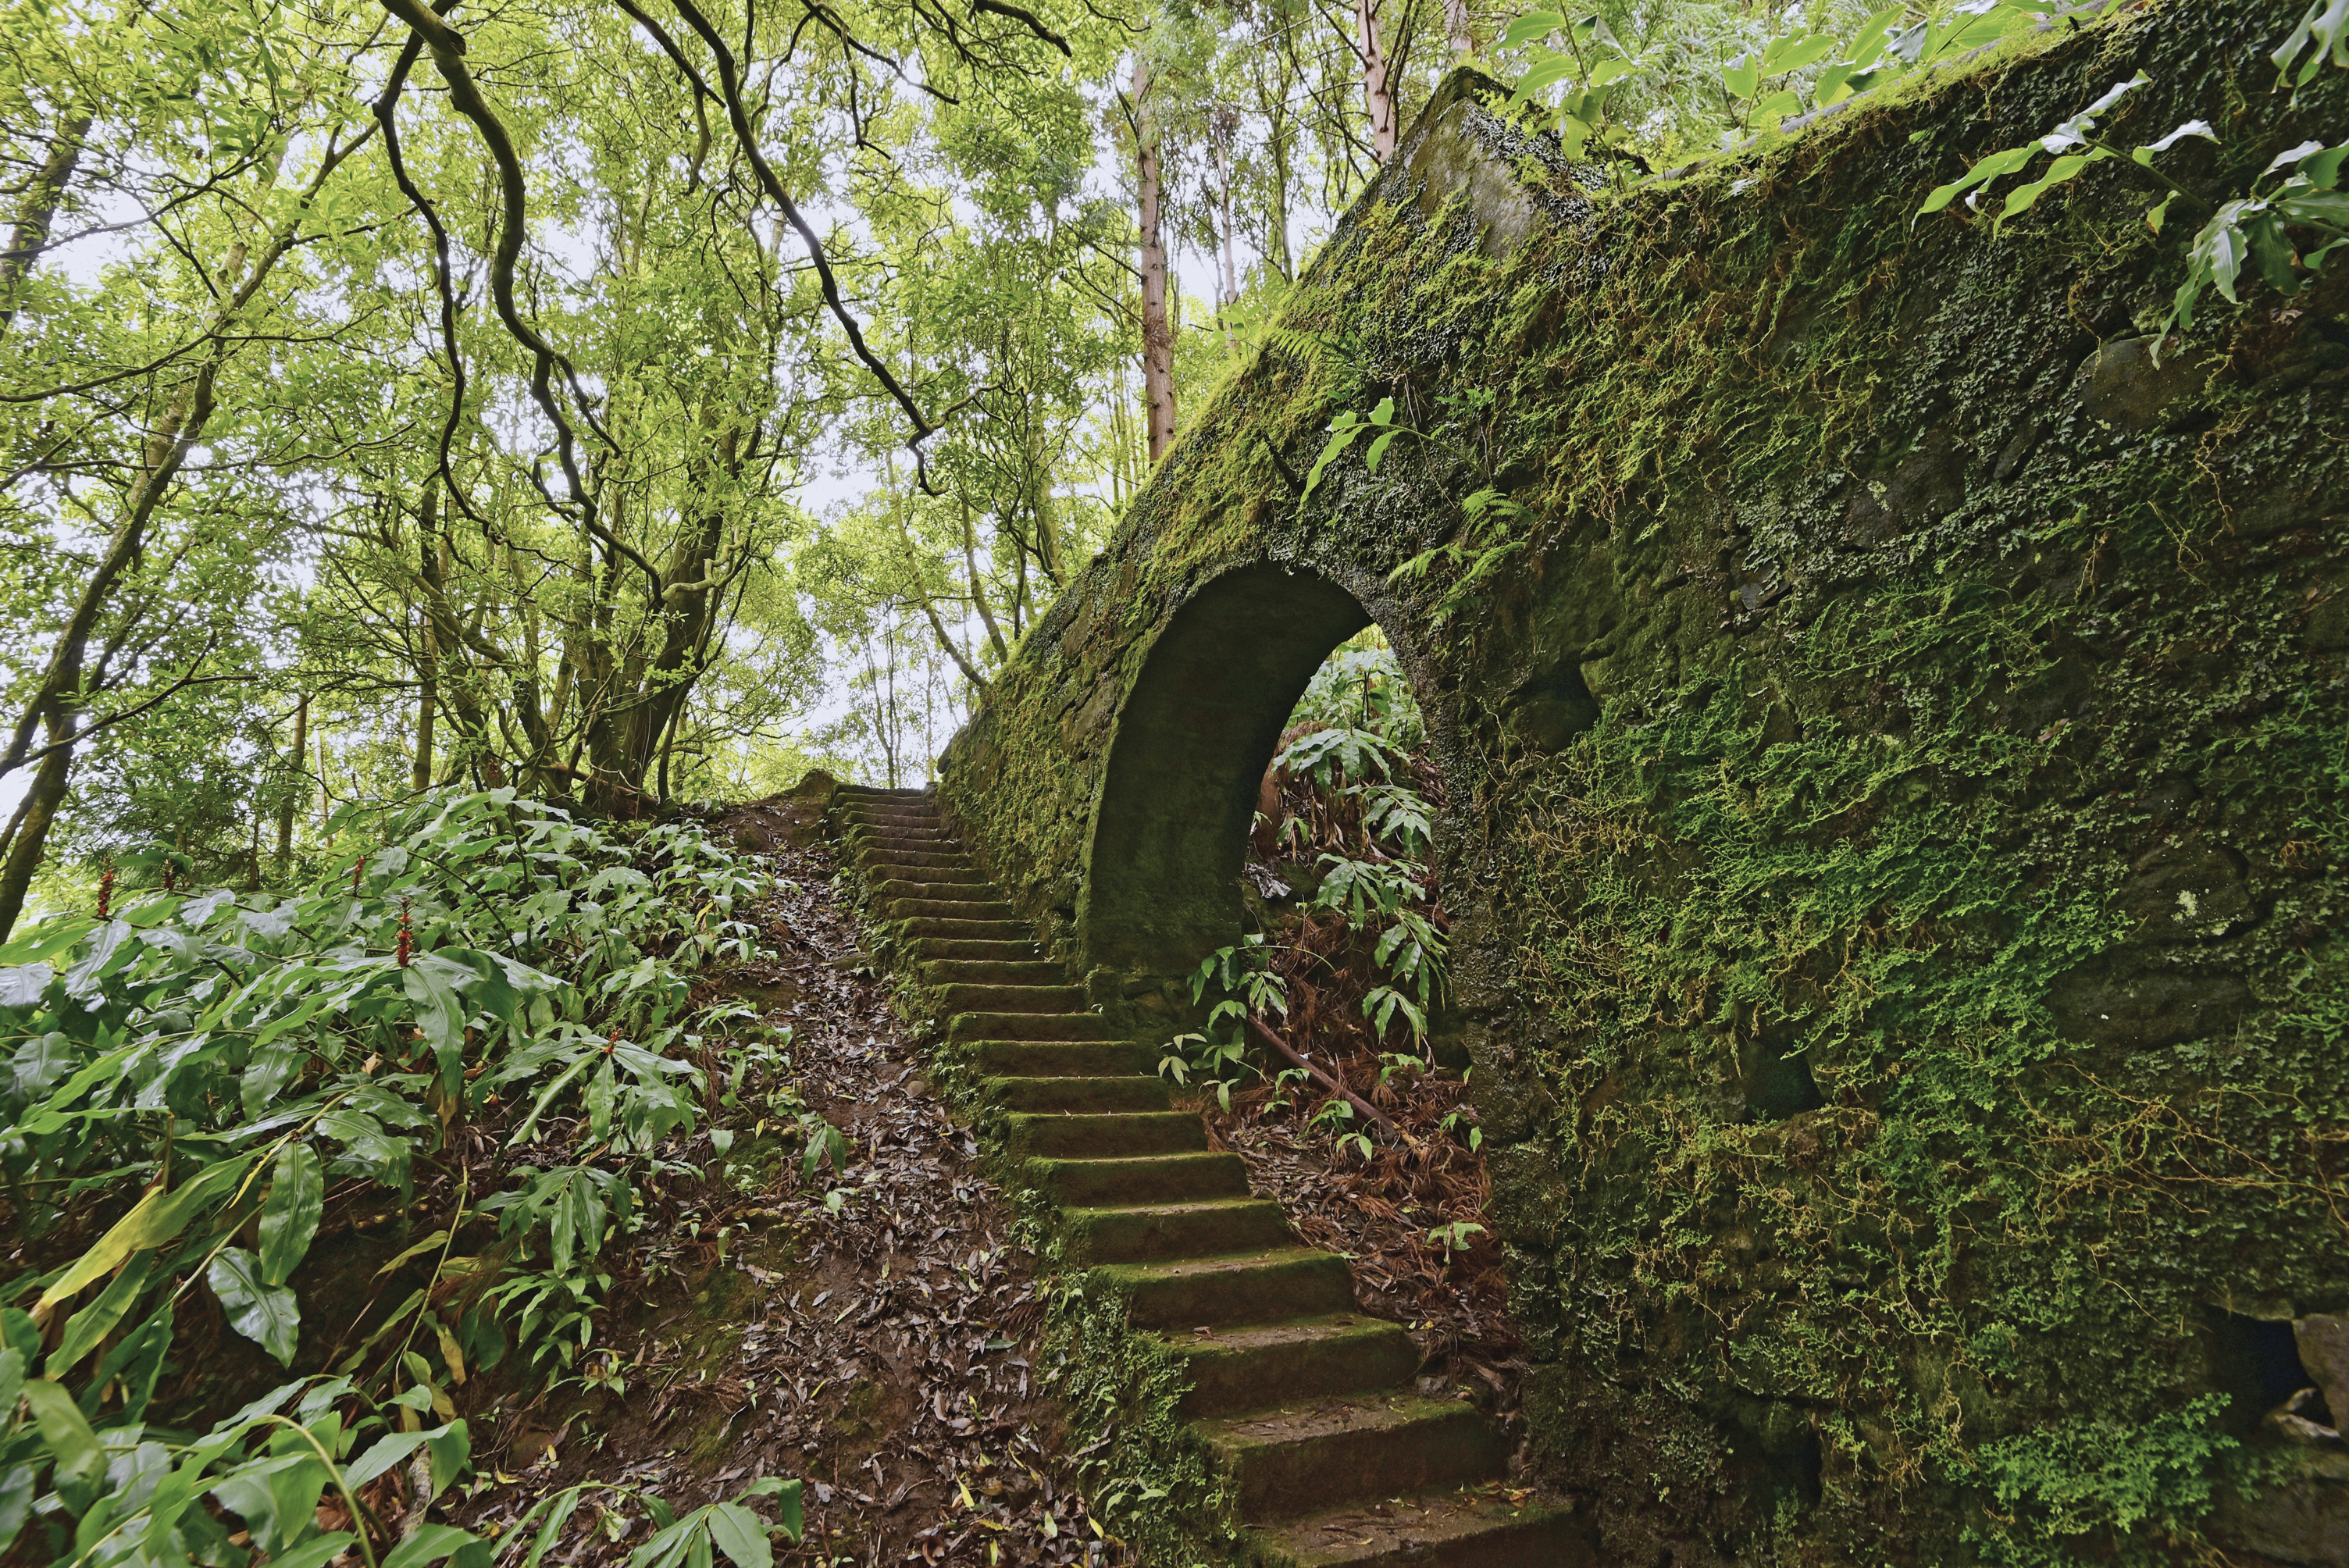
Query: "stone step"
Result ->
[[843, 806, 943, 823], [1003, 1110, 1204, 1159], [858, 849, 975, 871], [1060, 1197, 1292, 1267], [1031, 1151, 1249, 1206], [967, 1040, 1161, 1078], [874, 878, 1002, 903], [1155, 1316, 1418, 1418], [889, 897, 1019, 922], [911, 937, 1044, 964], [978, 1074, 1172, 1114], [847, 825, 954, 846], [865, 863, 989, 886], [1100, 1249, 1358, 1331], [836, 784, 929, 798], [917, 960, 1061, 989], [1242, 1488, 1592, 1567], [900, 917, 1035, 942], [937, 982, 1089, 1014], [1201, 1396, 1506, 1524], [947, 1010, 1111, 1042]]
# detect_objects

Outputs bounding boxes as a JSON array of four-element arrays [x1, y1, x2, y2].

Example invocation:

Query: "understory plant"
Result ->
[[0, 788, 819, 1564]]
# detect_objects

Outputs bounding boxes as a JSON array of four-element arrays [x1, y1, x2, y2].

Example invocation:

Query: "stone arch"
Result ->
[[1077, 560, 1428, 975]]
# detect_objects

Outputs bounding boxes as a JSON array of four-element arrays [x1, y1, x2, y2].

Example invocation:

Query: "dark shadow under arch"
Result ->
[[1079, 562, 1374, 974]]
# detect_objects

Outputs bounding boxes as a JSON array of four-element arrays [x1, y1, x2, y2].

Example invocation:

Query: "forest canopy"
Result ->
[[0, 0, 2006, 933]]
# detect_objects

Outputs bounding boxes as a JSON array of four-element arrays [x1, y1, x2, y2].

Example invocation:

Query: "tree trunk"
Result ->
[[0, 707, 77, 943], [0, 110, 93, 339], [413, 487, 441, 793], [1442, 0, 1474, 56], [277, 693, 308, 871], [1356, 0, 1398, 162], [1134, 54, 1176, 463], [1210, 109, 1242, 344]]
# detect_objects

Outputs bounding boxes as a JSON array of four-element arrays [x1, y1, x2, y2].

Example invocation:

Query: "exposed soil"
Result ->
[[446, 798, 1111, 1566]]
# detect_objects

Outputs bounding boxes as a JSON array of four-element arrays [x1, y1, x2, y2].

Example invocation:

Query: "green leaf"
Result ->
[[208, 1246, 301, 1365], [1510, 55, 1578, 100], [262, 1533, 358, 1568], [258, 1143, 324, 1286], [423, 1418, 472, 1499], [1994, 151, 2099, 229], [1763, 34, 1834, 73], [0, 1464, 31, 1556], [35, 1156, 249, 1316], [1916, 143, 2036, 219], [1723, 52, 1760, 98], [0, 964, 52, 1010], [50, 1250, 153, 1376], [20, 1379, 103, 1491], [383, 1522, 494, 1568], [1497, 10, 1566, 49], [2303, 143, 2349, 189], [2273, 0, 2349, 86], [1364, 429, 1399, 472], [707, 1502, 772, 1568]]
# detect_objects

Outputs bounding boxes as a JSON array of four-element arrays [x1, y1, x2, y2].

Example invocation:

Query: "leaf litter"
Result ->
[[449, 796, 1114, 1566]]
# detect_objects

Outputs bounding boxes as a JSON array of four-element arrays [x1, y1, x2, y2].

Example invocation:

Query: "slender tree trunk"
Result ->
[[0, 707, 77, 942], [413, 487, 441, 793], [961, 497, 1007, 661], [1210, 109, 1242, 349], [277, 693, 308, 871], [1134, 54, 1176, 462], [0, 110, 93, 339], [1442, 0, 1474, 56], [1356, 0, 1398, 162]]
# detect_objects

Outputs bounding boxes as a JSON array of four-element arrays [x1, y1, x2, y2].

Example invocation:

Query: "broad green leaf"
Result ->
[[262, 1533, 358, 1568], [1510, 55, 1579, 100], [1723, 53, 1760, 98], [50, 1250, 153, 1375], [707, 1502, 772, 1568], [1916, 143, 2036, 218], [425, 1418, 472, 1499], [383, 1522, 493, 1568], [0, 964, 52, 1010], [1763, 34, 1834, 73], [36, 1157, 248, 1315], [1497, 10, 1566, 49], [208, 1246, 301, 1365], [258, 1143, 324, 1286], [1995, 151, 2097, 226], [2273, 0, 2349, 85], [20, 1379, 103, 1488]]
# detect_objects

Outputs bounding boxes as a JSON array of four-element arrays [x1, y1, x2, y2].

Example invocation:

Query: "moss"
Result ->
[[937, 4, 2349, 1561]]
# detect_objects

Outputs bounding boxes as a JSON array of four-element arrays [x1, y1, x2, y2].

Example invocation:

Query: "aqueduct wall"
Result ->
[[939, 4, 2349, 1557]]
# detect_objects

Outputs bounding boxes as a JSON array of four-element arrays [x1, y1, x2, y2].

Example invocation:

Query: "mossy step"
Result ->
[[889, 898, 1018, 921], [1002, 1110, 1206, 1158], [898, 917, 1032, 941], [874, 878, 1001, 902], [1241, 1488, 1592, 1567], [1098, 1248, 1356, 1330], [911, 937, 1045, 964], [1059, 1197, 1292, 1266], [1031, 1150, 1249, 1206], [864, 864, 989, 886], [977, 1074, 1171, 1114], [937, 982, 1088, 1014], [843, 815, 944, 833], [1156, 1316, 1419, 1419], [857, 849, 975, 871], [947, 1010, 1110, 1042], [918, 959, 1063, 988], [1199, 1395, 1506, 1523], [835, 784, 928, 798], [967, 1040, 1160, 1078], [847, 826, 954, 846]]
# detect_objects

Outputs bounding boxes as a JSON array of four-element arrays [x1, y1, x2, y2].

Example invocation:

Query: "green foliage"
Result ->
[[1968, 1395, 2243, 1561], [0, 787, 812, 1556]]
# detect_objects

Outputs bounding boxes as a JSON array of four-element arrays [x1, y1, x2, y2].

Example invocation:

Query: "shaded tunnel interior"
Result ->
[[1080, 563, 1371, 974]]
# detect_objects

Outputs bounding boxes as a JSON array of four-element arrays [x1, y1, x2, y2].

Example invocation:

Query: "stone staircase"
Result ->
[[830, 783, 1588, 1567]]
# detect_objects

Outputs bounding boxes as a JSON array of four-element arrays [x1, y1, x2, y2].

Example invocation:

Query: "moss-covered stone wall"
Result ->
[[937, 4, 2349, 1559]]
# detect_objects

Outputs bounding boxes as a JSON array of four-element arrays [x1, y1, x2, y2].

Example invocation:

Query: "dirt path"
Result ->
[[452, 802, 1110, 1566]]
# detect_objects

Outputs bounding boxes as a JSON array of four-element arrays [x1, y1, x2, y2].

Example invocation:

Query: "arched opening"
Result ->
[[1079, 562, 1371, 973]]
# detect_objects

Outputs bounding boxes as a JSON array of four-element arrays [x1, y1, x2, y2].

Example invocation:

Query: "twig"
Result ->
[[1246, 1016, 1405, 1146]]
